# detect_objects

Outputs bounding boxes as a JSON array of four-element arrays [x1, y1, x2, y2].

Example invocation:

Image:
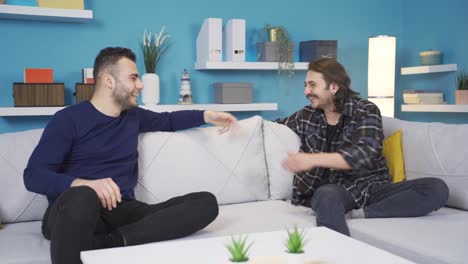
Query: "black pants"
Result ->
[[311, 177, 449, 236], [42, 186, 219, 264]]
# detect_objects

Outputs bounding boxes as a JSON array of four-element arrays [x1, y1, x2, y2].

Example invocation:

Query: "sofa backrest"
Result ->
[[382, 116, 468, 211], [136, 116, 300, 204], [0, 116, 300, 224], [262, 120, 301, 200], [0, 129, 49, 224], [135, 115, 270, 205]]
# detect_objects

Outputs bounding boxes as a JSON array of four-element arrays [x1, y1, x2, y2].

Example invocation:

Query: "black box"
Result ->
[[75, 83, 94, 104], [13, 83, 65, 106], [299, 40, 337, 62]]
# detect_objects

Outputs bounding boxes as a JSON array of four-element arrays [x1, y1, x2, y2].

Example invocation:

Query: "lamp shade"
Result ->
[[368, 35, 396, 117]]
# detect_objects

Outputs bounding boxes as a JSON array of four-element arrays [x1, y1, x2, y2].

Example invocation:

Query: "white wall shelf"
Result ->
[[401, 104, 468, 113], [195, 61, 308, 70], [0, 103, 278, 116], [400, 64, 457, 75], [0, 5, 93, 22]]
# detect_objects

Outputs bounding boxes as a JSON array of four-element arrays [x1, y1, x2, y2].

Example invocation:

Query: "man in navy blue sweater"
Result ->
[[24, 47, 238, 264]]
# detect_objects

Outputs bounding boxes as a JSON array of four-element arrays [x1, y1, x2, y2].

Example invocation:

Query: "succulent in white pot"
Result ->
[[285, 226, 307, 264], [456, 68, 468, 104]]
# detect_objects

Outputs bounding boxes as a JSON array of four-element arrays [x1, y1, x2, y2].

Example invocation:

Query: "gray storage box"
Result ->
[[214, 82, 252, 104], [299, 40, 337, 62], [256, 42, 294, 62]]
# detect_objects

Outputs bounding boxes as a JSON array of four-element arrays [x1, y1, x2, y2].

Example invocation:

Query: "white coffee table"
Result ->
[[81, 227, 414, 264]]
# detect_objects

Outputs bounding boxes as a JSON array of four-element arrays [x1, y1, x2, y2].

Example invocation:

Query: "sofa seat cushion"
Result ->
[[348, 207, 468, 264], [187, 200, 317, 240], [135, 116, 269, 205], [0, 221, 50, 264]]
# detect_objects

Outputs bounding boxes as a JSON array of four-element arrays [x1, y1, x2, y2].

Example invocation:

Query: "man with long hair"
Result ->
[[277, 58, 448, 236]]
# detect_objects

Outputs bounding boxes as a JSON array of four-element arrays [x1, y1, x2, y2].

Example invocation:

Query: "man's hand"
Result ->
[[71, 178, 122, 211], [282, 152, 316, 173], [203, 110, 238, 134]]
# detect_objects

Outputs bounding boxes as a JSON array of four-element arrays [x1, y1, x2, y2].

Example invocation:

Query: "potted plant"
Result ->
[[141, 26, 171, 105], [284, 226, 307, 264], [456, 68, 468, 104], [226, 235, 253, 263], [256, 24, 295, 77]]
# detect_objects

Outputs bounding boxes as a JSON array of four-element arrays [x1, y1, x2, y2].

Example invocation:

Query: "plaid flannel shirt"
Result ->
[[276, 95, 391, 208]]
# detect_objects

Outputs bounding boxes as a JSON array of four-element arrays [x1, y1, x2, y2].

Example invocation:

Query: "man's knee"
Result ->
[[424, 177, 449, 207], [55, 186, 100, 221], [311, 185, 349, 211], [198, 192, 219, 221]]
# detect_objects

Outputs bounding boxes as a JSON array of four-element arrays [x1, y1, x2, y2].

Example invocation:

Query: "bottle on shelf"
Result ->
[[178, 69, 193, 104]]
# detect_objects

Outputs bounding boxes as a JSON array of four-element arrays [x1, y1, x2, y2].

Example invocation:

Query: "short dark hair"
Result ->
[[308, 58, 359, 112], [93, 47, 136, 84]]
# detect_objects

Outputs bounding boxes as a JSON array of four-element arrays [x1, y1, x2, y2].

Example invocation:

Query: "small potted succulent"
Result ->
[[456, 68, 468, 104], [285, 226, 307, 264], [226, 235, 253, 263]]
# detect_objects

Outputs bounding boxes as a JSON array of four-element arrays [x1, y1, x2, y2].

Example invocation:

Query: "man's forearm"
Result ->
[[312, 152, 352, 170]]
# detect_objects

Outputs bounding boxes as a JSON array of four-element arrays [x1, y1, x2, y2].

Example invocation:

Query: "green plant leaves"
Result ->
[[285, 226, 306, 254], [226, 235, 253, 262], [457, 68, 468, 90], [141, 28, 171, 74]]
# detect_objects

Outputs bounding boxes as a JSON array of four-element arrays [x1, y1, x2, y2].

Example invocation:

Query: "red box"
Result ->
[[24, 68, 54, 83]]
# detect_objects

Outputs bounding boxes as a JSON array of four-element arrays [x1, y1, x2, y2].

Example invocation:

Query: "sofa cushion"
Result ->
[[382, 117, 468, 211], [382, 129, 405, 183], [262, 120, 301, 200], [0, 221, 50, 264], [0, 129, 49, 224], [348, 207, 468, 264], [135, 116, 269, 205], [186, 200, 316, 240]]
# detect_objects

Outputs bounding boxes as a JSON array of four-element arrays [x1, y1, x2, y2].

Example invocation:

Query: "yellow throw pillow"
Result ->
[[382, 129, 405, 183]]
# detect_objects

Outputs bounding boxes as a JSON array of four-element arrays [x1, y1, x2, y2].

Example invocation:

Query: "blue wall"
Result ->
[[398, 0, 468, 123], [1, 0, 465, 133]]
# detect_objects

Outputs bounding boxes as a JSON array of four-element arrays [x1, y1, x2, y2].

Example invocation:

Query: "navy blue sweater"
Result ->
[[23, 101, 205, 206]]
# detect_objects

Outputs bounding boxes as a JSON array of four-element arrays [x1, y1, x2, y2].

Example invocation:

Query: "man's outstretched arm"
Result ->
[[282, 152, 352, 173]]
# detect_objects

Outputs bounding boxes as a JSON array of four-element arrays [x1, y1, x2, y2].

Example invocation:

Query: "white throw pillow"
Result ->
[[262, 120, 301, 200], [136, 116, 269, 205]]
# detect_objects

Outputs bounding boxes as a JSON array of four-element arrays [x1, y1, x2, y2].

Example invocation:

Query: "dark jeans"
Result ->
[[310, 177, 449, 236], [42, 186, 219, 264]]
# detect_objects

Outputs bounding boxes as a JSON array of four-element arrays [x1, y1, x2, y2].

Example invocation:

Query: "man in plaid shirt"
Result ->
[[276, 58, 448, 236]]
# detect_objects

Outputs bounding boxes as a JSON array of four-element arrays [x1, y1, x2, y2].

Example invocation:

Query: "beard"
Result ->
[[113, 81, 136, 111]]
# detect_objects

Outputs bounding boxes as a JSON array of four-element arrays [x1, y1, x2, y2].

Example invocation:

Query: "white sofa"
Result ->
[[1, 115, 467, 264]]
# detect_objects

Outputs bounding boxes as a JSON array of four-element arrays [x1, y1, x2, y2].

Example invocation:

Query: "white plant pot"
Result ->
[[142, 73, 160, 105], [286, 252, 305, 264]]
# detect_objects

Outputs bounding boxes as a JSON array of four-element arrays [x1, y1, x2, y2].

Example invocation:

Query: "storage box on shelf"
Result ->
[[13, 83, 64, 107], [299, 40, 337, 62], [75, 83, 94, 104]]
